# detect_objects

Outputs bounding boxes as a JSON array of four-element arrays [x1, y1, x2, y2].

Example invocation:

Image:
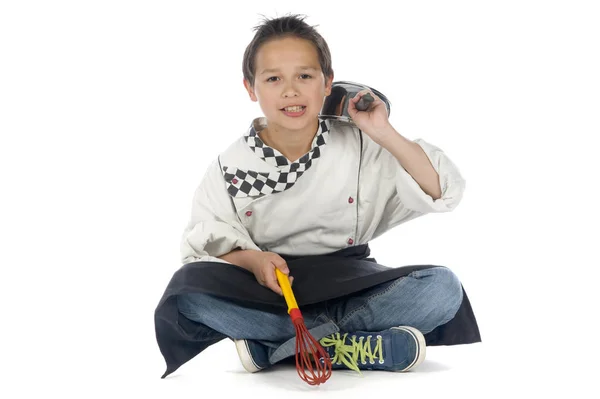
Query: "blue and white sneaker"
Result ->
[[234, 339, 271, 373], [319, 326, 426, 372]]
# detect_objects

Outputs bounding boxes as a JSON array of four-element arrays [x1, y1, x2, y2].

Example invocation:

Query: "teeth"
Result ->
[[284, 106, 305, 112]]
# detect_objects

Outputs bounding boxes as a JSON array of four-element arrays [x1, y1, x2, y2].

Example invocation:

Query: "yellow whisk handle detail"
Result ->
[[275, 268, 298, 314]]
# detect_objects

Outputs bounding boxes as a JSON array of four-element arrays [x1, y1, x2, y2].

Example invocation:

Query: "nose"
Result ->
[[282, 81, 299, 98]]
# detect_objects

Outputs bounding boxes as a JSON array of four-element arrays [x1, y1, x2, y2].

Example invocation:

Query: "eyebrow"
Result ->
[[259, 66, 318, 75]]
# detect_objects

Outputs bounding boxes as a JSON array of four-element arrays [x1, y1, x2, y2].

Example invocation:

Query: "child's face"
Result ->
[[244, 36, 333, 131]]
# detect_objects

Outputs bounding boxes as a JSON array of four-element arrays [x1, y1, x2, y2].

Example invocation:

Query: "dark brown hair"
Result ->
[[242, 14, 333, 87]]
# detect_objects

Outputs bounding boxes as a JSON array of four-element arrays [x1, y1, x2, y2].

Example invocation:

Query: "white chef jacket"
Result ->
[[180, 117, 465, 265]]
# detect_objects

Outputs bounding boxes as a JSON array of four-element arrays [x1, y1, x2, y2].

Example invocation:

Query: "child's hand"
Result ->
[[347, 89, 392, 144], [249, 251, 294, 296]]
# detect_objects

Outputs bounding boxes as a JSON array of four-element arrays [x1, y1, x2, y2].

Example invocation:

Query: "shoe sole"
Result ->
[[391, 326, 427, 372], [234, 339, 263, 373]]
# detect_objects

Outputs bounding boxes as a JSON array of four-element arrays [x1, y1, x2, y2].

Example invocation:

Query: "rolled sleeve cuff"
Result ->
[[180, 221, 261, 265], [394, 139, 466, 213]]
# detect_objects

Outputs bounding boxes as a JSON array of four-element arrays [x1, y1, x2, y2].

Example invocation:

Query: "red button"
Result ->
[[232, 178, 238, 184], [348, 197, 354, 204], [245, 211, 252, 217], [347, 238, 354, 245]]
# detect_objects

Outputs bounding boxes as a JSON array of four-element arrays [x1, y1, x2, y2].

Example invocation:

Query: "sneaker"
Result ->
[[319, 326, 426, 372], [234, 339, 271, 373]]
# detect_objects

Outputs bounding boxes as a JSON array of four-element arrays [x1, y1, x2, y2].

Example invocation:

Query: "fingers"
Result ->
[[254, 253, 293, 296], [272, 257, 289, 275], [348, 97, 357, 112], [261, 270, 294, 295], [264, 268, 283, 296], [273, 273, 294, 296], [270, 265, 294, 296]]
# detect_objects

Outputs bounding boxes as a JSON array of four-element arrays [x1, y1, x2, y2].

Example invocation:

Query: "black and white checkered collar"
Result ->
[[221, 117, 331, 198]]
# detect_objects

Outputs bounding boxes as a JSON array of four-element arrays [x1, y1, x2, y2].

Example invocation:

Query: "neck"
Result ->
[[259, 119, 319, 162]]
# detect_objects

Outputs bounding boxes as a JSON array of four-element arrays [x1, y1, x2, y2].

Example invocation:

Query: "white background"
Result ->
[[1, 1, 599, 397]]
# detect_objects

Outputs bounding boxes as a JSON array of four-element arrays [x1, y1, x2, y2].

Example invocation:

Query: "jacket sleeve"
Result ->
[[180, 159, 261, 265], [361, 131, 466, 235], [392, 137, 466, 213]]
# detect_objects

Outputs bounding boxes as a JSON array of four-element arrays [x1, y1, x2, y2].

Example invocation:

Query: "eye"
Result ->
[[300, 74, 312, 79], [266, 76, 279, 82]]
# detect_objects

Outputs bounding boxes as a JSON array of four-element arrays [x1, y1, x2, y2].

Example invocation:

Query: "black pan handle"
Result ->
[[355, 93, 374, 111]]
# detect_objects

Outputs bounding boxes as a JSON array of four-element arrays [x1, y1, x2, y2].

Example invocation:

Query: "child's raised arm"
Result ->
[[357, 128, 466, 238]]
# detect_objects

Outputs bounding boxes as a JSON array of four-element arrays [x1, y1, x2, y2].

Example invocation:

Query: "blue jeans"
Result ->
[[177, 266, 463, 364]]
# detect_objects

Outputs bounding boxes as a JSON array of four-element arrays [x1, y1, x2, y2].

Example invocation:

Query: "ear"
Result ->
[[324, 72, 334, 96], [243, 78, 258, 102]]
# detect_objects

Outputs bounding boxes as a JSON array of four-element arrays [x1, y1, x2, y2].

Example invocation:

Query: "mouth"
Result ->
[[280, 105, 307, 117]]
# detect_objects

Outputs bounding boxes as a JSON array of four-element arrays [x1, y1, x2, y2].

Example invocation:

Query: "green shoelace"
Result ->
[[319, 332, 384, 373]]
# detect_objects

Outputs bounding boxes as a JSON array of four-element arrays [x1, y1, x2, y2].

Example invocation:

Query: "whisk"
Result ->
[[275, 268, 333, 385]]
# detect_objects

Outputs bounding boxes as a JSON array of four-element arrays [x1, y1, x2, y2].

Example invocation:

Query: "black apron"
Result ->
[[154, 245, 481, 378]]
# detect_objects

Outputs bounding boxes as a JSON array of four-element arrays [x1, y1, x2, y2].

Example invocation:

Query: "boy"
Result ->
[[155, 14, 481, 378]]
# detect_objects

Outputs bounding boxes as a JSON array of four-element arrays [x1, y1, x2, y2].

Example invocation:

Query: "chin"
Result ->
[[286, 119, 317, 131]]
